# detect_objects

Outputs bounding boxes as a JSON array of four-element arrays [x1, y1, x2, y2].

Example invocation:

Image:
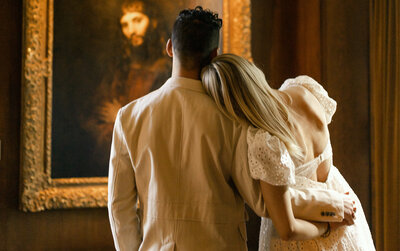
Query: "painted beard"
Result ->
[[129, 37, 149, 64], [129, 34, 145, 47], [127, 27, 161, 65]]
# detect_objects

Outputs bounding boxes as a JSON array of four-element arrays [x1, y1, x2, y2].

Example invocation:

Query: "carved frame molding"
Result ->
[[20, 0, 252, 212]]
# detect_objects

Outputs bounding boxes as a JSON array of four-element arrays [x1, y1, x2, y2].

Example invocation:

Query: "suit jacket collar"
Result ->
[[165, 77, 205, 93]]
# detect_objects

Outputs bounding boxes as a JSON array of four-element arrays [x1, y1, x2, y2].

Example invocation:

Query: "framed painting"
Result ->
[[20, 0, 252, 212]]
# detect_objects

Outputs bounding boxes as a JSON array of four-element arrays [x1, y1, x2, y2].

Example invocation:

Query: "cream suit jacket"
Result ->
[[108, 77, 345, 251]]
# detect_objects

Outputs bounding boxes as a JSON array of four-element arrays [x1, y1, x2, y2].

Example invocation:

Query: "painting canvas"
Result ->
[[51, 0, 223, 178], [20, 0, 251, 212]]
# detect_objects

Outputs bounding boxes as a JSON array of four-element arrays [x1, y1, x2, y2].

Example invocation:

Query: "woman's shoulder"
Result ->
[[277, 83, 323, 127], [281, 84, 309, 102], [280, 75, 337, 124]]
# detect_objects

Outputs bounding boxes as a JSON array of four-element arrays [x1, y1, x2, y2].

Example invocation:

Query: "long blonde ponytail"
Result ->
[[201, 53, 303, 160]]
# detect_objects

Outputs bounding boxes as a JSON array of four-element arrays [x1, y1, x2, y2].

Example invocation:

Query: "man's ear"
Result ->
[[210, 47, 218, 60], [166, 38, 173, 58]]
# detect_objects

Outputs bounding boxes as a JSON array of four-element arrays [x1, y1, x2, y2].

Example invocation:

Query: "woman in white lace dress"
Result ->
[[201, 54, 375, 250]]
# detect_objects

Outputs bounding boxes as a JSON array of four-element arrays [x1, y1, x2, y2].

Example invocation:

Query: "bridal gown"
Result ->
[[247, 76, 375, 251]]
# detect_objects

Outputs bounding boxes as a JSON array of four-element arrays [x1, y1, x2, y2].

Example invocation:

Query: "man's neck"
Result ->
[[171, 58, 201, 80]]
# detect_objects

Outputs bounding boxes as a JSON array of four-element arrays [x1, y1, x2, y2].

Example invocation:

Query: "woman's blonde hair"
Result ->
[[201, 53, 303, 159]]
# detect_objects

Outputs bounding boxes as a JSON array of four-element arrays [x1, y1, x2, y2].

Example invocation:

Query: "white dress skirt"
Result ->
[[247, 76, 375, 251]]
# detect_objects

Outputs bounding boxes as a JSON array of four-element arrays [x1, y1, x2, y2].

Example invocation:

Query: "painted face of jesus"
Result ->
[[120, 11, 150, 47]]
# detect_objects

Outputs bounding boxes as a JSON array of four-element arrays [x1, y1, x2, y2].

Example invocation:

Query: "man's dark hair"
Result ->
[[172, 6, 222, 70]]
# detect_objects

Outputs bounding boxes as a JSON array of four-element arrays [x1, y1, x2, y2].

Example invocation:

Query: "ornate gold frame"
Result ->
[[20, 0, 252, 212]]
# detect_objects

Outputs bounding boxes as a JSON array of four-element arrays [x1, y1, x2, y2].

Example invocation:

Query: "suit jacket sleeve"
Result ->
[[108, 109, 141, 251], [290, 187, 344, 222]]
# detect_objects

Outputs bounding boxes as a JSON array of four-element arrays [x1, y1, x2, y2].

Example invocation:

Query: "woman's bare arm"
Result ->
[[260, 181, 329, 240]]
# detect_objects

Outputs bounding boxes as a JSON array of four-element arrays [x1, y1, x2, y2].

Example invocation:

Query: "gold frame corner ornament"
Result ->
[[20, 0, 252, 212]]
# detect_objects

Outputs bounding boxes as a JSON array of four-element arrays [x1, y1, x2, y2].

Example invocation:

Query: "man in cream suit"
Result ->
[[108, 7, 350, 251]]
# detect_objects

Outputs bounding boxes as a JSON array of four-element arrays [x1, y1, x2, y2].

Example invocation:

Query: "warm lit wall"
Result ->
[[0, 0, 371, 250]]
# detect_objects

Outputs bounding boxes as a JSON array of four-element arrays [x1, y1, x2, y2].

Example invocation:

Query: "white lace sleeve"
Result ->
[[247, 127, 296, 186], [280, 75, 337, 124]]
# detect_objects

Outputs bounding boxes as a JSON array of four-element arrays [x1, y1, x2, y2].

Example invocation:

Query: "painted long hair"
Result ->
[[201, 53, 303, 160]]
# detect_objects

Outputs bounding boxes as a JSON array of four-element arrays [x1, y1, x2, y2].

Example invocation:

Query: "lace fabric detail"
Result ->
[[247, 127, 296, 186], [247, 127, 333, 185], [280, 75, 337, 124], [260, 216, 367, 251]]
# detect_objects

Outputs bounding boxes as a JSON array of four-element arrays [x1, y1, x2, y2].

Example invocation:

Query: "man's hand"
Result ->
[[332, 192, 356, 230], [343, 192, 356, 225]]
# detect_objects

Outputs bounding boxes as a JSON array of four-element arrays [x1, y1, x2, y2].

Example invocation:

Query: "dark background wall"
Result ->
[[0, 0, 371, 250]]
